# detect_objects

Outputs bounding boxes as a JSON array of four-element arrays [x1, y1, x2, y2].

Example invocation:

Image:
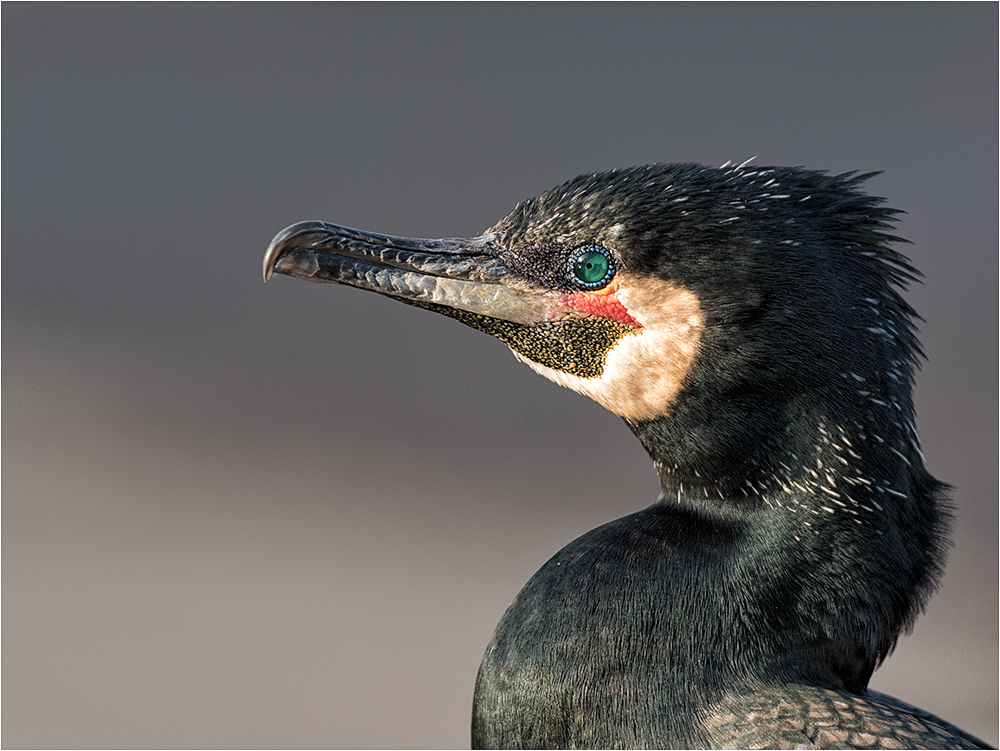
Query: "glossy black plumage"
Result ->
[[263, 163, 989, 749]]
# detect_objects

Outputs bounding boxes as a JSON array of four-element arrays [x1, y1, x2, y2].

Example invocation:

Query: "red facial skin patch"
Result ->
[[565, 282, 642, 328]]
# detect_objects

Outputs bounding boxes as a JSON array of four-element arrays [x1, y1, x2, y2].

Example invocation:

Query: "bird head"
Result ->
[[264, 163, 922, 498]]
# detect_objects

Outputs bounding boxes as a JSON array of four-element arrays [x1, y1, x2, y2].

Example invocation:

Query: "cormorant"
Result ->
[[263, 163, 989, 750]]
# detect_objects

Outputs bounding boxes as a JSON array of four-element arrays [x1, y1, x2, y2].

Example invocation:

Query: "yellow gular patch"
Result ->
[[513, 274, 703, 422]]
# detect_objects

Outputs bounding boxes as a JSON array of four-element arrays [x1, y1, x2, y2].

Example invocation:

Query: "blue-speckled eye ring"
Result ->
[[569, 245, 615, 289]]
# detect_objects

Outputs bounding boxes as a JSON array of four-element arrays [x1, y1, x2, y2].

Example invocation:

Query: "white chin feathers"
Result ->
[[513, 276, 703, 423]]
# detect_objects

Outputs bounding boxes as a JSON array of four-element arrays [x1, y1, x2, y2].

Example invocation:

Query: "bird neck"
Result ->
[[626, 393, 947, 692]]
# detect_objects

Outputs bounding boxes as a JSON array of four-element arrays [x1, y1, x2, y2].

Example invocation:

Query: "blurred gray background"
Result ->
[[4, 4, 996, 748]]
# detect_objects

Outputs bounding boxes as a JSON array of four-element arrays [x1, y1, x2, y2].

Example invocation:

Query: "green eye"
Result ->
[[570, 247, 614, 288]]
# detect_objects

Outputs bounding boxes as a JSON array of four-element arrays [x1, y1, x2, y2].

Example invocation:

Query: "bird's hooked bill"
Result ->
[[263, 220, 573, 326]]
